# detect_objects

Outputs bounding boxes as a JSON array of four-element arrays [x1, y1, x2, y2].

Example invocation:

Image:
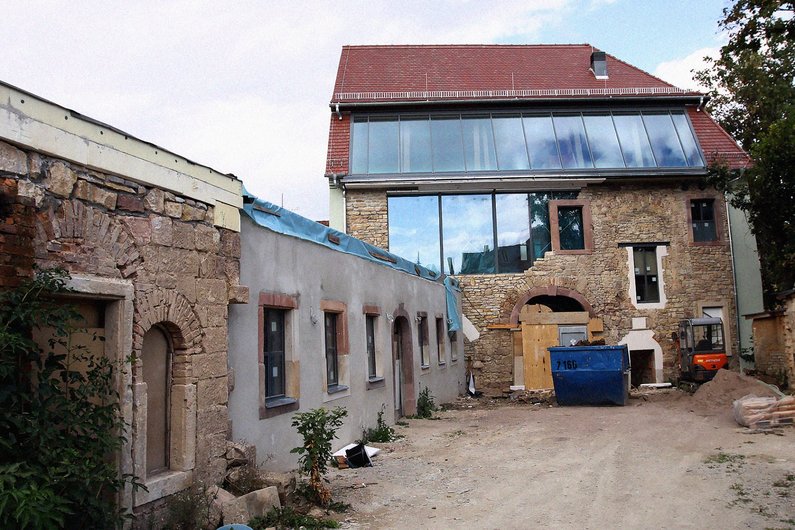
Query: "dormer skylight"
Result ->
[[591, 51, 608, 80]]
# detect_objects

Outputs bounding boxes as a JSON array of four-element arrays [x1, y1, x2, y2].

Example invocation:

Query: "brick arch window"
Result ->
[[132, 289, 201, 507]]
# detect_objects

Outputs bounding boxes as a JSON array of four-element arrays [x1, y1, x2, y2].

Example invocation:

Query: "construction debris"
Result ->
[[733, 394, 795, 429]]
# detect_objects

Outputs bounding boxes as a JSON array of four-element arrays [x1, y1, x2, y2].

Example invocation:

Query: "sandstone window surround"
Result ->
[[363, 304, 385, 389], [417, 312, 430, 368], [686, 195, 724, 246], [625, 244, 669, 310], [321, 300, 350, 400], [549, 199, 593, 254], [258, 291, 299, 419]]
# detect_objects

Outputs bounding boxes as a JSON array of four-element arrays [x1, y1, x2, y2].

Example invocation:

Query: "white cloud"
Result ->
[[653, 47, 720, 91]]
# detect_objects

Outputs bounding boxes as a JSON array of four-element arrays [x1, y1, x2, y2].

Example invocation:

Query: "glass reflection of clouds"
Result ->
[[387, 192, 576, 275]]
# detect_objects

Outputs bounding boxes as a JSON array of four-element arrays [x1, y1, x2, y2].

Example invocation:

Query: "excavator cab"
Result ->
[[678, 317, 728, 382]]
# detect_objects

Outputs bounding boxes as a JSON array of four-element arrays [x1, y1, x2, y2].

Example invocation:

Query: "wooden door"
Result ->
[[522, 323, 557, 389]]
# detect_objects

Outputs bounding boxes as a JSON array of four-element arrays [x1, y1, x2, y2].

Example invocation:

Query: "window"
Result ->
[[690, 199, 718, 242], [633, 247, 660, 303], [366, 315, 377, 378], [258, 291, 299, 417], [350, 110, 703, 175], [320, 300, 349, 395], [436, 317, 446, 365], [418, 314, 430, 367], [450, 331, 459, 361], [263, 309, 285, 398], [324, 312, 339, 386], [549, 200, 593, 254], [389, 191, 576, 275]]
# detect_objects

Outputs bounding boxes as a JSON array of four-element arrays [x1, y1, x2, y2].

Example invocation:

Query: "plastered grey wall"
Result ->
[[229, 215, 465, 470]]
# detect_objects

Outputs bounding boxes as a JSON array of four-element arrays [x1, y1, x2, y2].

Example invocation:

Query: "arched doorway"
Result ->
[[508, 286, 603, 390], [392, 316, 416, 417]]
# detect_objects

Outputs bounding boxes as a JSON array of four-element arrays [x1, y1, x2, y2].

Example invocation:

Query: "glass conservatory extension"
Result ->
[[351, 110, 704, 175]]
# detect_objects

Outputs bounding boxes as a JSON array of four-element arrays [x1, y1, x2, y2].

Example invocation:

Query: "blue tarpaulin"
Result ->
[[444, 277, 462, 333]]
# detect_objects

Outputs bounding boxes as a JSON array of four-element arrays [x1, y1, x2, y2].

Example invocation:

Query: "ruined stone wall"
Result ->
[[345, 182, 738, 387], [0, 139, 245, 509], [782, 296, 795, 390]]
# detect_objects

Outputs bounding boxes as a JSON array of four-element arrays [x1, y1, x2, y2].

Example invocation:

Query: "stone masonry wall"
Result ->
[[0, 139, 245, 507], [345, 189, 388, 249], [783, 296, 795, 390], [345, 182, 738, 387]]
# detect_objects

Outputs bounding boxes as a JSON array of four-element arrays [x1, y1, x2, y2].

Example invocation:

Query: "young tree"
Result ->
[[696, 1, 795, 296]]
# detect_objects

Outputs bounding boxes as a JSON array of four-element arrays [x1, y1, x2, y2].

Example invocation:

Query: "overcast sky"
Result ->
[[2, 0, 729, 220]]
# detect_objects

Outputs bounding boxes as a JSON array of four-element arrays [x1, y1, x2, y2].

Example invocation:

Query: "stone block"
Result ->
[[197, 431, 228, 465], [198, 376, 229, 408], [201, 326, 228, 354], [259, 471, 297, 504], [150, 216, 173, 246], [74, 180, 117, 209], [121, 216, 152, 245], [181, 204, 206, 221], [197, 404, 228, 437], [209, 486, 236, 528], [192, 352, 228, 380], [117, 193, 145, 212], [172, 221, 196, 249], [176, 277, 197, 303], [144, 188, 165, 213], [229, 284, 249, 304], [170, 383, 196, 472], [195, 224, 220, 252], [197, 279, 228, 304], [225, 440, 257, 467], [17, 179, 44, 207], [165, 201, 183, 218], [221, 487, 280, 525], [0, 142, 27, 175], [220, 229, 241, 258], [45, 161, 77, 197], [27, 152, 43, 177]]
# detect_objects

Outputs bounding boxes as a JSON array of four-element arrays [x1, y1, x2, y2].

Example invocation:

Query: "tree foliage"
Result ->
[[696, 0, 795, 295], [0, 268, 137, 528]]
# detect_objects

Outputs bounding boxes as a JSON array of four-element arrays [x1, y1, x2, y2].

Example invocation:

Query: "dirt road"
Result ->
[[330, 389, 794, 529]]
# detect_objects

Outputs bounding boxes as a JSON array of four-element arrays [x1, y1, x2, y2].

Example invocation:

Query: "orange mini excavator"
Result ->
[[677, 317, 729, 383]]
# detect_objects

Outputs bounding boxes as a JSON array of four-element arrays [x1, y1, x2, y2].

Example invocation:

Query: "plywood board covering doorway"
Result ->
[[521, 323, 557, 390]]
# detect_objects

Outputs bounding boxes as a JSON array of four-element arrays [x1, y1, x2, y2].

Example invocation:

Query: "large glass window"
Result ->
[[493, 115, 530, 170], [388, 191, 576, 274], [613, 113, 656, 167], [554, 114, 593, 169], [442, 194, 494, 274], [431, 117, 465, 172], [388, 195, 440, 273], [496, 194, 532, 272], [583, 114, 625, 168], [368, 117, 399, 173], [672, 112, 704, 167], [350, 119, 368, 174], [643, 112, 687, 167], [462, 116, 497, 171], [400, 116, 432, 173], [350, 110, 703, 174], [524, 115, 562, 169]]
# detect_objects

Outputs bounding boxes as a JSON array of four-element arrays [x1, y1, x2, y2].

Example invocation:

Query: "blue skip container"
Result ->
[[548, 345, 630, 406]]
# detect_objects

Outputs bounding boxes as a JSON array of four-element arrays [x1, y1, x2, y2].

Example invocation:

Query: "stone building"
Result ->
[[323, 45, 755, 389], [0, 81, 247, 519], [745, 291, 795, 390]]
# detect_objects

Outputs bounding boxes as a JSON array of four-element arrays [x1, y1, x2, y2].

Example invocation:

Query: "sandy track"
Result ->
[[329, 391, 794, 529]]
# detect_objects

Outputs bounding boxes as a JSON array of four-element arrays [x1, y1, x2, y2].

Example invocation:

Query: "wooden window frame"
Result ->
[[685, 194, 724, 246], [549, 199, 593, 254]]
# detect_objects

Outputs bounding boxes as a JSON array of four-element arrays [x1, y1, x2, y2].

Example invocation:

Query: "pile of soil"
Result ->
[[691, 369, 781, 412]]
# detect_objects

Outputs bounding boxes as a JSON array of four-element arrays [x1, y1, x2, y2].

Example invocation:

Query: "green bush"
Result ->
[[360, 404, 401, 443], [290, 407, 347, 506], [415, 386, 436, 419], [0, 268, 139, 529], [249, 506, 340, 529]]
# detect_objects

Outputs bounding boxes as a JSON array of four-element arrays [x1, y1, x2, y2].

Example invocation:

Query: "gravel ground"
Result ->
[[326, 386, 794, 529]]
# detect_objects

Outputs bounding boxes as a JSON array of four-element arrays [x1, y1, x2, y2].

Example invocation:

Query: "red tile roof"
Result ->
[[331, 44, 698, 103], [688, 108, 750, 169]]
